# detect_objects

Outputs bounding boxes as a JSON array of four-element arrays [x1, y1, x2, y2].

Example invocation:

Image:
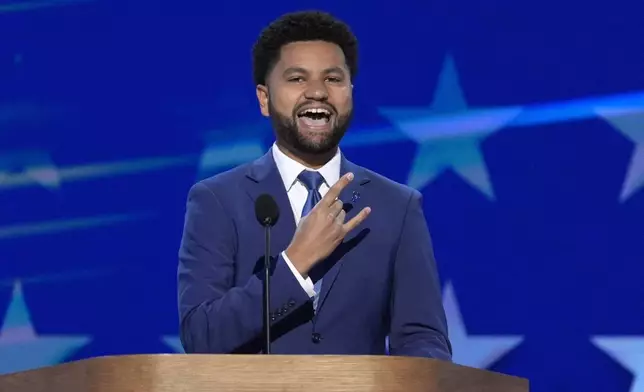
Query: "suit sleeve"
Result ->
[[388, 189, 453, 361], [177, 182, 312, 354]]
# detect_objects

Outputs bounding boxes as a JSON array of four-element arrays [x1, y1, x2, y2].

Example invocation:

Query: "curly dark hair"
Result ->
[[252, 10, 358, 86]]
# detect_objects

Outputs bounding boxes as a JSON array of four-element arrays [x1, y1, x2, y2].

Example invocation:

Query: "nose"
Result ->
[[303, 79, 328, 101]]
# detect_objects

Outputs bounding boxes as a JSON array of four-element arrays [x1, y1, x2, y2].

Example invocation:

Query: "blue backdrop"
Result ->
[[1, 1, 644, 391]]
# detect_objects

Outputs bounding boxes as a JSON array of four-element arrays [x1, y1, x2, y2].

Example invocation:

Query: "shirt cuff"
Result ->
[[281, 251, 316, 298]]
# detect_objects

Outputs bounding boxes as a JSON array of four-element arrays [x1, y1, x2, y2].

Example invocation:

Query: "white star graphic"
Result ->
[[595, 106, 644, 201], [161, 335, 184, 353], [379, 55, 522, 198], [0, 281, 91, 374], [592, 335, 644, 392], [443, 281, 523, 369]]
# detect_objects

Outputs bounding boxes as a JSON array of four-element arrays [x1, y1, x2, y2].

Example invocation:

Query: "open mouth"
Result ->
[[296, 107, 333, 129]]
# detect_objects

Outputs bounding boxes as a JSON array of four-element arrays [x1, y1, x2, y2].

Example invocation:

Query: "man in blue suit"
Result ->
[[177, 10, 452, 360]]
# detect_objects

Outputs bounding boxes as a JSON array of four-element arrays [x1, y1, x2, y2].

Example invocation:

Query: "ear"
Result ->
[[256, 85, 270, 117]]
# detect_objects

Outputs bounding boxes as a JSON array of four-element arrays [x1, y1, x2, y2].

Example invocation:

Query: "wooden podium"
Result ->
[[0, 354, 528, 392]]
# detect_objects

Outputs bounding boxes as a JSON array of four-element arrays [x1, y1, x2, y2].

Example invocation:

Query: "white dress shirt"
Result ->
[[271, 143, 341, 299]]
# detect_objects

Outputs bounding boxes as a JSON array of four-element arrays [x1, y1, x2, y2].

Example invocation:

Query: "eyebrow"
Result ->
[[282, 66, 347, 77]]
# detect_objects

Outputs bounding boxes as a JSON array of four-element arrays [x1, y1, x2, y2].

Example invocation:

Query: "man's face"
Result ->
[[256, 40, 353, 155]]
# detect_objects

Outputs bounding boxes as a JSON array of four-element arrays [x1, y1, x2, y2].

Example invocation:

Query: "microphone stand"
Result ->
[[255, 193, 278, 355], [262, 220, 271, 354]]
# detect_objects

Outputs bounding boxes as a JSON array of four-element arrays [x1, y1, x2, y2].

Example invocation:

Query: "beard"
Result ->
[[268, 99, 352, 155]]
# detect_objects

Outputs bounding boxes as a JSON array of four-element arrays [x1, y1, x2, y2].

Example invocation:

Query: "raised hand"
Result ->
[[285, 172, 371, 277]]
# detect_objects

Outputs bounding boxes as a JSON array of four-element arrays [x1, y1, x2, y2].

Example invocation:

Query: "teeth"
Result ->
[[301, 108, 331, 116]]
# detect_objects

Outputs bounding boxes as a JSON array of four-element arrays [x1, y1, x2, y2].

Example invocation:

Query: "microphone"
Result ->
[[254, 194, 279, 354]]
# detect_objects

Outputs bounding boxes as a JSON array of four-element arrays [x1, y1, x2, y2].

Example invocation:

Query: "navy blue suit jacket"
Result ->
[[177, 150, 452, 360]]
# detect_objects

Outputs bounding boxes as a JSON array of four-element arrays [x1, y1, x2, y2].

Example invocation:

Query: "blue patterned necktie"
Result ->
[[297, 170, 325, 310]]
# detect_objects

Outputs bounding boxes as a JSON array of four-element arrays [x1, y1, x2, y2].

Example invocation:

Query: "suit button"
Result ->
[[311, 333, 322, 344], [288, 300, 296, 307]]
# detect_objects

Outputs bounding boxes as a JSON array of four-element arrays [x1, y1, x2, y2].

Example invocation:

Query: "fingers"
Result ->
[[327, 199, 344, 220], [334, 208, 346, 225], [322, 172, 354, 205], [342, 207, 371, 233]]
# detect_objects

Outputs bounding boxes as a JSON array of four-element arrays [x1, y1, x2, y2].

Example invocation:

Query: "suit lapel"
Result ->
[[316, 156, 371, 314], [242, 151, 297, 260]]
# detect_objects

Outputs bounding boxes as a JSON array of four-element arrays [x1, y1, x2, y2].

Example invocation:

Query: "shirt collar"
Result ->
[[271, 142, 341, 191]]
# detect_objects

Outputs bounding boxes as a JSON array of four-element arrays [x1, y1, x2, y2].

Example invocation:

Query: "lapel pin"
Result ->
[[351, 191, 360, 203]]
